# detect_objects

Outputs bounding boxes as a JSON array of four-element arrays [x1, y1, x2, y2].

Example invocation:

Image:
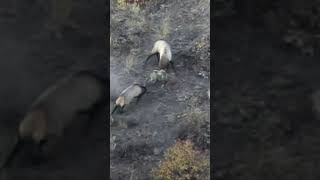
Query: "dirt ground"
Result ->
[[110, 0, 210, 179], [214, 16, 320, 179], [0, 0, 107, 179]]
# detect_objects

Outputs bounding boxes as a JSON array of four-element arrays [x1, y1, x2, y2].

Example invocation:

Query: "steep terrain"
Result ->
[[110, 0, 210, 179]]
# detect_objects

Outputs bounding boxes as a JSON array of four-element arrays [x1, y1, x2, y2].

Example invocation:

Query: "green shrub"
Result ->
[[149, 70, 168, 83]]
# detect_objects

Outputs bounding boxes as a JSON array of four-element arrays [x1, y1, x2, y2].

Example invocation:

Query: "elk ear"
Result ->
[[143, 53, 158, 68]]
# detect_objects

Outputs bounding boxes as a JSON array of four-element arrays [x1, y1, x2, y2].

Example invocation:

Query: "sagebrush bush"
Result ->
[[178, 110, 210, 150], [149, 70, 168, 83], [191, 35, 210, 72], [117, 0, 151, 9], [151, 140, 210, 180], [159, 18, 171, 39]]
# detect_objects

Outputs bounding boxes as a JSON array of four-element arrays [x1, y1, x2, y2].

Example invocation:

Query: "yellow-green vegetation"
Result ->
[[185, 110, 208, 131], [117, 0, 151, 10], [117, 0, 143, 10], [149, 70, 168, 83], [151, 16, 172, 40], [195, 40, 207, 50], [115, 0, 152, 35], [152, 140, 210, 180], [184, 110, 207, 125], [126, 10, 147, 31], [117, 0, 127, 9], [191, 35, 210, 72], [195, 36, 210, 53], [158, 18, 171, 39], [115, 0, 149, 40]]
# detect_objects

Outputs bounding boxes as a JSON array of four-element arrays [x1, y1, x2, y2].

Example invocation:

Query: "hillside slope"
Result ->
[[110, 0, 210, 179]]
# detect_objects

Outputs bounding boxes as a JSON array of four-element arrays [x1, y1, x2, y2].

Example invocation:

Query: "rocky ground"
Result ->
[[0, 1, 107, 179], [110, 0, 210, 179]]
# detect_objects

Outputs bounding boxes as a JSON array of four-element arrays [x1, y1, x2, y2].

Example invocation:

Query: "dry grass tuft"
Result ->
[[117, 0, 151, 10], [178, 109, 210, 150], [151, 140, 210, 180]]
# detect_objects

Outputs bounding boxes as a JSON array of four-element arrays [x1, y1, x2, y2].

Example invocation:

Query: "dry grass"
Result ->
[[117, 0, 151, 10], [151, 140, 210, 180], [125, 54, 136, 73], [112, 0, 149, 51], [178, 109, 210, 150], [158, 17, 171, 39], [191, 35, 210, 72]]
